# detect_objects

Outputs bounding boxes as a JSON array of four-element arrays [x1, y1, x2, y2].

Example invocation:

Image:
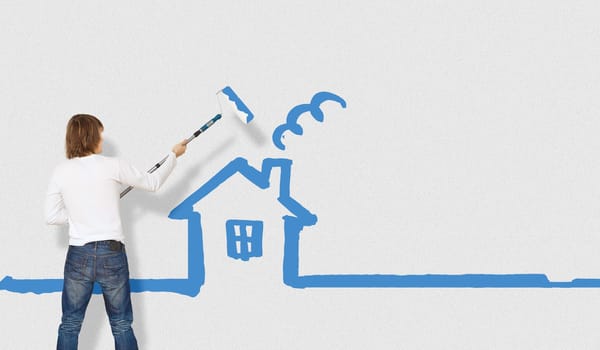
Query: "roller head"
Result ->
[[217, 86, 254, 124]]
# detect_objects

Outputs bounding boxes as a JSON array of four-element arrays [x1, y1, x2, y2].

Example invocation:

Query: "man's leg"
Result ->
[[97, 247, 138, 350], [57, 248, 94, 350]]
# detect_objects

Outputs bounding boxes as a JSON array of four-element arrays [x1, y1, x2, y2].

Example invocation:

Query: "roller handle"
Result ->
[[120, 114, 222, 199]]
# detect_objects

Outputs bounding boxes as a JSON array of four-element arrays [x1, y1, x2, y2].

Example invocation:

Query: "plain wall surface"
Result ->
[[1, 1, 600, 348]]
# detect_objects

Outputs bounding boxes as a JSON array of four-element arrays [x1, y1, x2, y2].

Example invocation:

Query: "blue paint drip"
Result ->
[[272, 91, 347, 150], [221, 86, 254, 124]]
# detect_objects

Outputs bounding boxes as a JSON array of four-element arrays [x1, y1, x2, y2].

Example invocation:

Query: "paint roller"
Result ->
[[119, 86, 254, 198]]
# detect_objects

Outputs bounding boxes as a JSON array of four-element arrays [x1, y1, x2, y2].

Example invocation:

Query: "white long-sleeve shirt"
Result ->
[[45, 152, 177, 246]]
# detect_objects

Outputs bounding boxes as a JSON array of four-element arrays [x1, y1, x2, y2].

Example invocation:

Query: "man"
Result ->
[[45, 114, 187, 349]]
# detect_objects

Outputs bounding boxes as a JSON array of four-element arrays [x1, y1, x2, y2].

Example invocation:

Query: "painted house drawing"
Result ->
[[166, 156, 318, 296]]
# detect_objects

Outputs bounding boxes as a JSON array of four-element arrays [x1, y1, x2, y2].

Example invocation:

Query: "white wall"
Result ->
[[2, 1, 600, 348]]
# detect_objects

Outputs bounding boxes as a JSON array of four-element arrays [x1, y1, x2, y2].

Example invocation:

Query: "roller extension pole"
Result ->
[[119, 114, 222, 198]]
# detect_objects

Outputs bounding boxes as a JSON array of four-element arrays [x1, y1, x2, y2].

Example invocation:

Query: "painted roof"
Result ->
[[169, 157, 317, 226]]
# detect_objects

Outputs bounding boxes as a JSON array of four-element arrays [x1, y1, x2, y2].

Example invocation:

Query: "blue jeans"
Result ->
[[57, 241, 138, 350]]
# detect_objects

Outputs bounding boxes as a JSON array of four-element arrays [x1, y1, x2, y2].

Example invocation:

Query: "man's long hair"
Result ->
[[65, 114, 104, 159]]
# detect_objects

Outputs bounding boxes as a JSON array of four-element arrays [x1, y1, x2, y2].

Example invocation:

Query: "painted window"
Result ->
[[226, 220, 263, 261]]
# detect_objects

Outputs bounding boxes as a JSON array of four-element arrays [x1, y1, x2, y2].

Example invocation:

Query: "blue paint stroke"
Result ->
[[272, 91, 347, 150], [221, 86, 254, 124], [0, 276, 63, 294]]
